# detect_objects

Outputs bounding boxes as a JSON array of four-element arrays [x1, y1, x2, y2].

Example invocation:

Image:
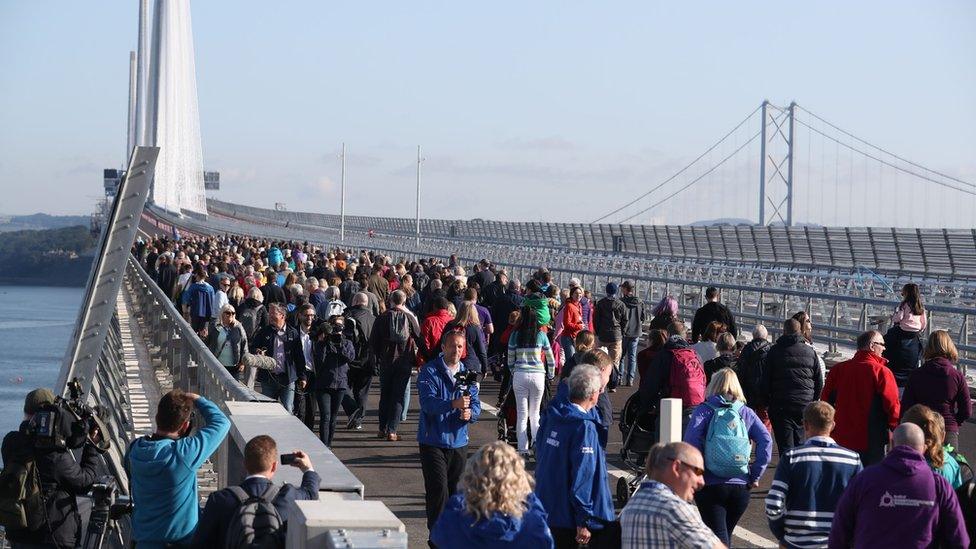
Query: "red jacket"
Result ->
[[822, 350, 900, 451], [421, 309, 454, 363], [562, 301, 584, 339]]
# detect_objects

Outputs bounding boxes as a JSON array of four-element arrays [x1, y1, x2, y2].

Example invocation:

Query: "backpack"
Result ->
[[343, 317, 370, 371], [703, 399, 751, 478], [388, 311, 411, 346], [239, 305, 263, 338], [224, 484, 283, 549], [668, 348, 706, 408], [0, 451, 46, 531]]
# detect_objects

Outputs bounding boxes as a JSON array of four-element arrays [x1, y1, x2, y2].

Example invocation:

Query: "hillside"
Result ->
[[0, 213, 91, 233], [0, 225, 97, 286]]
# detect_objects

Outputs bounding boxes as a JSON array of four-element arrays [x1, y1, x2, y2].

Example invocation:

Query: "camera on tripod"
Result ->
[[82, 476, 133, 549], [28, 378, 110, 452]]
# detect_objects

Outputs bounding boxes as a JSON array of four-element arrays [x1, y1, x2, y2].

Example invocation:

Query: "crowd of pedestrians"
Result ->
[[118, 237, 976, 548]]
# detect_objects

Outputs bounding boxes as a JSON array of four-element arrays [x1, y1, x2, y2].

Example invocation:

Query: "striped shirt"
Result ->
[[507, 330, 555, 375], [765, 436, 862, 549], [620, 480, 721, 549]]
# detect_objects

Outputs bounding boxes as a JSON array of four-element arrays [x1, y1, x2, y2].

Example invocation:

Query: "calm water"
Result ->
[[0, 286, 83, 438]]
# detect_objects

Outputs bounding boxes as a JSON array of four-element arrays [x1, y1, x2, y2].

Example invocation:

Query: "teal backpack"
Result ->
[[704, 398, 751, 478]]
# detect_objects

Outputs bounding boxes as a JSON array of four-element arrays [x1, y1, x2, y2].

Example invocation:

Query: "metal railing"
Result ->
[[124, 256, 270, 407], [195, 204, 976, 306], [146, 207, 976, 376], [208, 198, 976, 280]]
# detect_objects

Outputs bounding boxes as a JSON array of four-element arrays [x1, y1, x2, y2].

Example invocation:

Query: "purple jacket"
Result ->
[[828, 446, 969, 549], [683, 394, 772, 486], [901, 357, 972, 433]]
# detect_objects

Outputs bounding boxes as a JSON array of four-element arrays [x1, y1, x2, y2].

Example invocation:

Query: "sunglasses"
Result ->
[[669, 457, 705, 476]]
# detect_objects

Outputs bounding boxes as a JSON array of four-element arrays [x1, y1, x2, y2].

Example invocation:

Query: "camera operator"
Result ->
[[125, 389, 230, 547], [311, 314, 356, 447], [417, 329, 481, 544], [1, 388, 102, 549], [192, 435, 320, 547]]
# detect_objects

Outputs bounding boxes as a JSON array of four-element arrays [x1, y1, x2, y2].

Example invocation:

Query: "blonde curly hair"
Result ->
[[461, 441, 534, 522]]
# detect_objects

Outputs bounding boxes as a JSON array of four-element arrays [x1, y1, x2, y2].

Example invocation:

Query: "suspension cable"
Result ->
[[590, 103, 763, 224], [617, 129, 763, 224], [795, 104, 975, 189], [794, 117, 976, 196]]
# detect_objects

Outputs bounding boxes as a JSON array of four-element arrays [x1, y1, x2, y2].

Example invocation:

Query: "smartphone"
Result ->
[[280, 453, 299, 466]]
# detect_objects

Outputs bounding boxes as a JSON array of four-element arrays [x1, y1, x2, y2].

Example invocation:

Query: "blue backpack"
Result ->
[[703, 398, 751, 478]]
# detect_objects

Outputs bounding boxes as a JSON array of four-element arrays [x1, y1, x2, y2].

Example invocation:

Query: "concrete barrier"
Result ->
[[224, 401, 365, 497], [286, 500, 407, 549]]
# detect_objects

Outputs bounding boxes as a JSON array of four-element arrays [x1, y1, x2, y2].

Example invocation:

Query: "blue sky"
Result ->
[[1, 1, 974, 226]]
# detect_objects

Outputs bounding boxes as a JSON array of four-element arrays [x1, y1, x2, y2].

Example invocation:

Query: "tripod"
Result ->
[[80, 477, 132, 549]]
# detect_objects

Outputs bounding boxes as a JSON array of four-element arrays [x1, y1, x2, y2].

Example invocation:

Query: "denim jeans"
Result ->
[[401, 376, 412, 422], [315, 388, 346, 447], [260, 375, 295, 413], [621, 336, 639, 384], [559, 335, 577, 364]]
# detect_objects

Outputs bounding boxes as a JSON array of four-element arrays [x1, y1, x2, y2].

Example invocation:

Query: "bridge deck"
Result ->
[[329, 373, 976, 548]]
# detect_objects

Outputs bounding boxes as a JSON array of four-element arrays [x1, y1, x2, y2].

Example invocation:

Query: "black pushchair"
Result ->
[[495, 367, 552, 449], [616, 392, 658, 505]]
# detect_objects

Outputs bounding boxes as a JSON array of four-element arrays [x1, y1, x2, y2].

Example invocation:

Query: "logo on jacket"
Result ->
[[546, 431, 560, 448], [879, 491, 934, 508]]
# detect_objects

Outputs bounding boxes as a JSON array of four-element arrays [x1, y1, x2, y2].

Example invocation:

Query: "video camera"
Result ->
[[28, 378, 110, 452], [453, 370, 479, 398]]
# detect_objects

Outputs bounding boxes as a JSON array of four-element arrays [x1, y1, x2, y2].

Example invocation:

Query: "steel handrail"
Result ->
[[125, 256, 270, 404]]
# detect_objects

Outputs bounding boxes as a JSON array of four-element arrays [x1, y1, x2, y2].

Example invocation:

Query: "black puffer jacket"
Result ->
[[594, 297, 627, 342], [738, 339, 771, 407], [703, 353, 737, 384], [762, 334, 822, 412], [1, 425, 101, 548]]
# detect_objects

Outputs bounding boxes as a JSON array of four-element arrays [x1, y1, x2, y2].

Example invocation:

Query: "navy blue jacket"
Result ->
[[192, 471, 321, 548], [431, 493, 555, 548], [417, 356, 481, 448], [548, 381, 611, 444], [534, 394, 614, 530], [311, 336, 356, 391]]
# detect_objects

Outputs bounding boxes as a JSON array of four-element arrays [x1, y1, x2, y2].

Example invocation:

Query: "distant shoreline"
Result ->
[[0, 278, 86, 288]]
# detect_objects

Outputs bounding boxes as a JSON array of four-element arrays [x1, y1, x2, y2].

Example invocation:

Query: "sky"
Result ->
[[1, 1, 974, 227]]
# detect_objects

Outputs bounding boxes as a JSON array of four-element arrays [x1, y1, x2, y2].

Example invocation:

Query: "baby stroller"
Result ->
[[495, 368, 552, 450], [616, 392, 658, 506]]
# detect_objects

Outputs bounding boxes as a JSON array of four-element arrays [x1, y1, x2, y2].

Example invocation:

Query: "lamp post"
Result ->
[[340, 142, 346, 244]]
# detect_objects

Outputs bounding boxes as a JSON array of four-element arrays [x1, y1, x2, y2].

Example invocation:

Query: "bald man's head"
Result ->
[[892, 423, 926, 453]]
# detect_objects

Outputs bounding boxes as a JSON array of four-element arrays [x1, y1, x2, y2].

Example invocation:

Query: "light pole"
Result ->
[[416, 145, 423, 249], [340, 142, 346, 245]]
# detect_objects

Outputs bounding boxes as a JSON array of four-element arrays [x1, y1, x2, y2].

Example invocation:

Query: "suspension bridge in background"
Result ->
[[136, 99, 976, 380]]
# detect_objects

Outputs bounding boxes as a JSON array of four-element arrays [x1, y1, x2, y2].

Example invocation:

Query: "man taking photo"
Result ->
[[126, 389, 230, 547], [192, 435, 320, 547]]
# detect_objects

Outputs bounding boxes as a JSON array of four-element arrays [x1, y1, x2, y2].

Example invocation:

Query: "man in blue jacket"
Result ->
[[126, 389, 231, 547], [417, 329, 481, 542], [535, 364, 615, 548]]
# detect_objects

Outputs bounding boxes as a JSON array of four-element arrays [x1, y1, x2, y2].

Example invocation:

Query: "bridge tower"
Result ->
[[142, 0, 208, 215], [758, 100, 796, 226]]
